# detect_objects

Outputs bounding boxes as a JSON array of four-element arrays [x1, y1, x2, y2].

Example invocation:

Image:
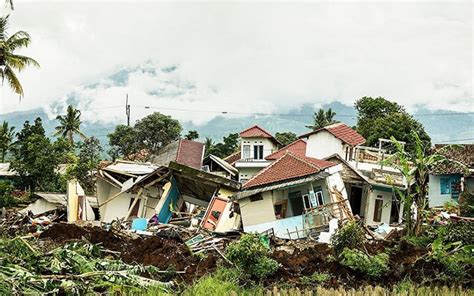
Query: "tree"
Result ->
[[108, 125, 139, 159], [108, 112, 182, 158], [204, 137, 214, 157], [184, 130, 199, 141], [135, 112, 182, 152], [306, 108, 337, 130], [11, 118, 72, 193], [206, 133, 239, 158], [0, 121, 15, 162], [69, 137, 102, 194], [355, 97, 431, 153], [54, 105, 87, 145], [275, 132, 298, 146], [383, 132, 457, 236], [0, 15, 39, 98]]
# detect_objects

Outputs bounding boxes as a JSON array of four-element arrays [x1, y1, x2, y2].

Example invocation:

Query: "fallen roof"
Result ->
[[299, 122, 366, 147], [104, 160, 159, 176], [150, 139, 204, 169], [243, 152, 336, 189], [33, 192, 98, 208], [206, 154, 239, 176], [265, 139, 307, 160], [430, 144, 474, 175]]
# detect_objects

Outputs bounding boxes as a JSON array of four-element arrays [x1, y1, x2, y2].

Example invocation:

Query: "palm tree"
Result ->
[[0, 15, 39, 98], [306, 108, 338, 130], [0, 121, 14, 162], [54, 105, 87, 145]]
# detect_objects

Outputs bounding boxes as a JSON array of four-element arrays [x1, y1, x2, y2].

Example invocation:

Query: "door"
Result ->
[[349, 186, 363, 216]]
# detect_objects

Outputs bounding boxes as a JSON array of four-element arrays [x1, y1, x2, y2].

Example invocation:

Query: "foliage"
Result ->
[[306, 108, 337, 130], [0, 121, 15, 162], [275, 132, 298, 146], [10, 118, 73, 193], [205, 133, 239, 158], [184, 130, 199, 141], [0, 14, 40, 98], [354, 97, 431, 153], [54, 105, 87, 145], [444, 221, 474, 245], [226, 233, 278, 280], [331, 221, 366, 256], [0, 238, 169, 295], [382, 132, 454, 236], [458, 191, 474, 217], [68, 137, 103, 194], [300, 272, 330, 286], [429, 238, 474, 281], [182, 267, 244, 296], [108, 112, 182, 158], [0, 181, 16, 208], [339, 248, 389, 279], [443, 200, 459, 214]]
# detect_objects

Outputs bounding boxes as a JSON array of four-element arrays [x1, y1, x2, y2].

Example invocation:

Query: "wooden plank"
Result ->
[[124, 188, 143, 221]]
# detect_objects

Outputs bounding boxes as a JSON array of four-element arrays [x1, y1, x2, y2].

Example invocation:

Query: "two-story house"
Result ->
[[234, 125, 281, 182], [299, 122, 366, 160]]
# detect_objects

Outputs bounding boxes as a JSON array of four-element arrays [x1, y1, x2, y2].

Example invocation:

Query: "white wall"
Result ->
[[239, 167, 263, 182], [428, 175, 454, 207], [239, 191, 276, 227], [364, 188, 393, 225], [305, 131, 344, 159], [240, 137, 278, 160], [23, 199, 58, 216]]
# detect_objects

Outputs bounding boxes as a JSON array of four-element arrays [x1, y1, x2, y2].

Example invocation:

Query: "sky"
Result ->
[[0, 0, 472, 125]]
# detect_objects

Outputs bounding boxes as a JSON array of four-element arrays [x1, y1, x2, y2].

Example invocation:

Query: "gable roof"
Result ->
[[206, 154, 239, 176], [430, 144, 474, 175], [150, 139, 204, 169], [299, 123, 366, 146], [223, 150, 241, 166], [243, 152, 336, 189], [239, 125, 281, 145], [265, 139, 307, 160]]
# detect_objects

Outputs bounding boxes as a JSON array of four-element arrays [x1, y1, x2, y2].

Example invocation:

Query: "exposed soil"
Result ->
[[40, 223, 217, 283], [39, 223, 473, 288]]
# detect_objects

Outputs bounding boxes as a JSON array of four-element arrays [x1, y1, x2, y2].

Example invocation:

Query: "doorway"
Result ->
[[349, 186, 363, 216]]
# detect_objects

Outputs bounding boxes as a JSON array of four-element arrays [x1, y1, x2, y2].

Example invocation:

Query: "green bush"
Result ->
[[226, 234, 278, 280], [444, 221, 474, 245], [430, 238, 474, 281], [331, 221, 366, 256], [339, 248, 389, 279], [459, 191, 474, 217], [0, 182, 16, 208], [300, 272, 331, 286]]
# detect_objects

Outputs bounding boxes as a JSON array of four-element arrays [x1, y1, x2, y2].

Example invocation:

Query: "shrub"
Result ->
[[226, 234, 278, 280], [443, 221, 474, 245], [459, 191, 474, 217], [0, 181, 16, 208], [331, 221, 365, 256], [339, 248, 389, 279], [430, 238, 474, 281], [300, 272, 331, 286]]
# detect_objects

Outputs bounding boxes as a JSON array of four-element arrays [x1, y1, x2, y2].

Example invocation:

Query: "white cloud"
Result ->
[[0, 1, 472, 124]]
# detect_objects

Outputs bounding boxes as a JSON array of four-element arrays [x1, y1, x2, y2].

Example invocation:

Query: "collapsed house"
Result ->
[[96, 139, 242, 232], [428, 144, 474, 207], [233, 152, 351, 239]]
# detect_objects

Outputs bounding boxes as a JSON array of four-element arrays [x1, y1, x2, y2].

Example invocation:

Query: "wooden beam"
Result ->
[[102, 171, 123, 188], [98, 190, 124, 208], [124, 188, 143, 221], [144, 172, 170, 188]]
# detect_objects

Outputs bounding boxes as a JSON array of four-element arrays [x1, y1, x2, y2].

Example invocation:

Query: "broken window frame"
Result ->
[[373, 195, 383, 223]]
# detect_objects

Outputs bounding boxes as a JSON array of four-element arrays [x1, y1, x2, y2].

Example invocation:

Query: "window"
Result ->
[[249, 194, 263, 202], [274, 200, 287, 219], [242, 145, 251, 159], [289, 191, 304, 215], [373, 196, 383, 223], [253, 145, 264, 159], [316, 191, 325, 206]]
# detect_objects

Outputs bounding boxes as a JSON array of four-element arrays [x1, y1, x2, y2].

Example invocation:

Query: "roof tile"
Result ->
[[176, 139, 205, 169], [265, 139, 307, 160], [300, 123, 366, 146]]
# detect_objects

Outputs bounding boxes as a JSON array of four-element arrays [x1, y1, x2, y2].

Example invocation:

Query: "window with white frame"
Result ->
[[253, 145, 264, 159], [242, 144, 251, 159]]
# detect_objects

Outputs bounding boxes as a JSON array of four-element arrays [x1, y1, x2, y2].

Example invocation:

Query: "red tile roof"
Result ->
[[265, 139, 307, 160], [223, 150, 241, 166], [240, 125, 273, 138], [176, 139, 205, 169], [299, 123, 365, 146], [243, 152, 336, 189]]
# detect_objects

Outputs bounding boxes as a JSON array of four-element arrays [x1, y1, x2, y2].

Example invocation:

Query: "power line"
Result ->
[[435, 138, 474, 143], [132, 105, 474, 118]]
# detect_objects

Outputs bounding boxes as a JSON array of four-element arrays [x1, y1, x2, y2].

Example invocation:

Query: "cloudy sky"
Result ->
[[0, 0, 472, 125]]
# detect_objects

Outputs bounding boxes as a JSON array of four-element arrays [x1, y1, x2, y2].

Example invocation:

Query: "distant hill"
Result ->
[[0, 64, 472, 158]]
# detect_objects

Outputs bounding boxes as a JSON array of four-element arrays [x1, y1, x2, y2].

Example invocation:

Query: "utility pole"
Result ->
[[125, 94, 131, 126]]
